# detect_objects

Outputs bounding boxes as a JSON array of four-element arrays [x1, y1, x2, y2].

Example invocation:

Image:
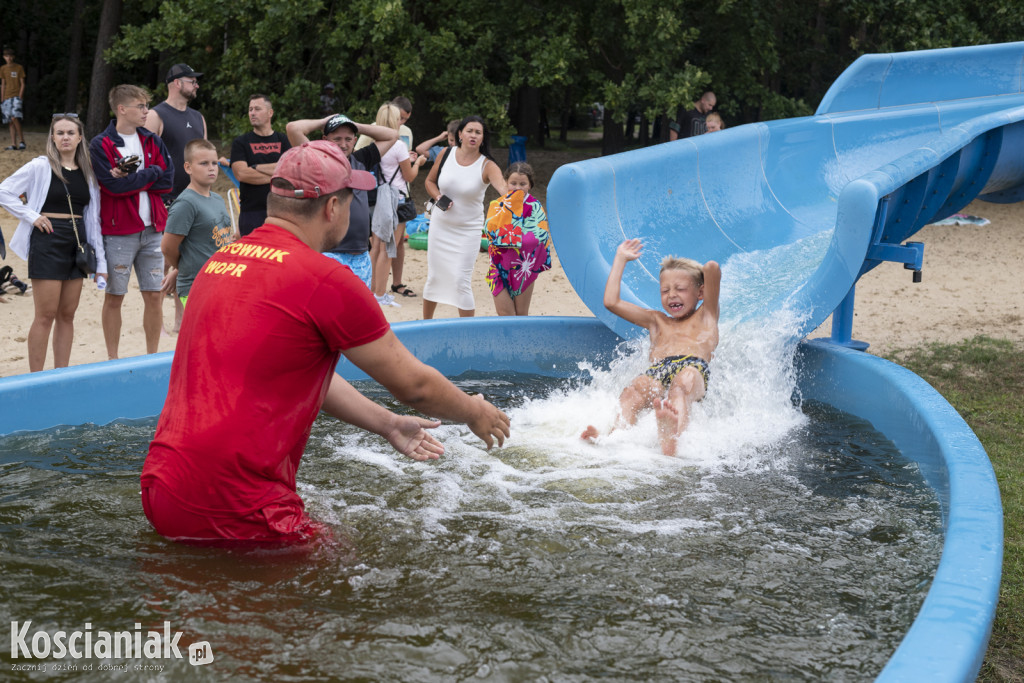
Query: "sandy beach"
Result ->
[[1, 132, 1021, 378]]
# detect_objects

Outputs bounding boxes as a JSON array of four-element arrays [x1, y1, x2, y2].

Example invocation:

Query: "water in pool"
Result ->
[[0, 319, 942, 681]]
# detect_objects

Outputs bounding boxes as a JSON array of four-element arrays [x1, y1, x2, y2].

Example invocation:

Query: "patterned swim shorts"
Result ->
[[644, 355, 710, 390], [1, 97, 22, 124], [323, 251, 372, 289]]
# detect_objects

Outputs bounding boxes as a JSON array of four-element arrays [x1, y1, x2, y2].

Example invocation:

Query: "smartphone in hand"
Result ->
[[435, 195, 453, 211]]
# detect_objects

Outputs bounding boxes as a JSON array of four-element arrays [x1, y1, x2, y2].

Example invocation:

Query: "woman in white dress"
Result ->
[[422, 115, 506, 319]]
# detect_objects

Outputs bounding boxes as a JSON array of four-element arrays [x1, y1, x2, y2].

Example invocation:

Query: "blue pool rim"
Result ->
[[0, 317, 1001, 682]]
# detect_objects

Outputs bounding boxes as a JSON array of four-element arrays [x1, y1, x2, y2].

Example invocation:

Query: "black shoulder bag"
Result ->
[[387, 166, 417, 223], [61, 177, 97, 275]]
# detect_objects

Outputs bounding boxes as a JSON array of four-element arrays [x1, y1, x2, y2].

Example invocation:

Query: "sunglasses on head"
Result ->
[[52, 113, 80, 118]]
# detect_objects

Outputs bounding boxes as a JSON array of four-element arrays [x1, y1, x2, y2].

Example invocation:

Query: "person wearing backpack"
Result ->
[[368, 103, 419, 307]]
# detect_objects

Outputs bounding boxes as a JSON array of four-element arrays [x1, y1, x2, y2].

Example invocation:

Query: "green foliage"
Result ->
[[93, 0, 1024, 145]]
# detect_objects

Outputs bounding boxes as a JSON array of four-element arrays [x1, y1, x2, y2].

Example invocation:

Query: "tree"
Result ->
[[86, 0, 122, 139], [92, 0, 1024, 152], [573, 0, 705, 154], [65, 0, 89, 114]]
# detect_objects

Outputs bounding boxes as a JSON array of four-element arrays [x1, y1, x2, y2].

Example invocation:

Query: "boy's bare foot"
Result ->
[[654, 399, 679, 456], [580, 425, 600, 442]]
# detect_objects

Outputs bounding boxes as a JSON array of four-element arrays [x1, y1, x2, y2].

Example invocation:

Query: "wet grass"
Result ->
[[887, 336, 1024, 682]]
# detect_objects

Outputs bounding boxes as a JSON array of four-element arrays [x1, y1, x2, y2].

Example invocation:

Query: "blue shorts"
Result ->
[[102, 226, 164, 295], [1, 97, 22, 124], [323, 251, 372, 289]]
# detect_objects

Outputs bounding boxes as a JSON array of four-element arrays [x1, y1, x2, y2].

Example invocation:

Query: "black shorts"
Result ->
[[28, 218, 88, 280]]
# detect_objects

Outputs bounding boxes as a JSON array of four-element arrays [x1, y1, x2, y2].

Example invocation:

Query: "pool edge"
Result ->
[[0, 317, 1002, 681]]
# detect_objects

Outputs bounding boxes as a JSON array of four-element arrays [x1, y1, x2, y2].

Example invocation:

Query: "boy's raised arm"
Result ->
[[604, 238, 654, 328], [701, 260, 721, 320]]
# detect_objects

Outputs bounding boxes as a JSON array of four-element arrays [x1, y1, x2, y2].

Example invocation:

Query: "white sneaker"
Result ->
[[376, 293, 401, 308]]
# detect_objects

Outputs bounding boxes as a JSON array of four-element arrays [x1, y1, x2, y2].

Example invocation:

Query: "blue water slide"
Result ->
[[548, 41, 1024, 344]]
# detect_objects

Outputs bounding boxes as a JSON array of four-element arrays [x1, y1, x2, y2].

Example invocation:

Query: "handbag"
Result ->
[[62, 178, 97, 275], [396, 195, 417, 222], [387, 166, 417, 222]]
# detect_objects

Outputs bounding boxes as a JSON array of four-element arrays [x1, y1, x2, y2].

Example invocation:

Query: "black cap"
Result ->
[[323, 114, 358, 135], [165, 63, 203, 83]]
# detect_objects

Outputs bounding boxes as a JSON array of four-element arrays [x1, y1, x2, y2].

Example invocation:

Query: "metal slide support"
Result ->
[[829, 284, 870, 351], [829, 195, 926, 349]]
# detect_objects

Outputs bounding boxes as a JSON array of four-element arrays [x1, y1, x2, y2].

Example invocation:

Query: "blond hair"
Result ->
[[108, 84, 150, 112], [660, 256, 704, 286], [46, 115, 97, 189], [375, 103, 402, 131], [184, 138, 217, 163]]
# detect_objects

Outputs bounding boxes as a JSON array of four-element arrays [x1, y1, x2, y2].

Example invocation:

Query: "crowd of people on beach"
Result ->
[[0, 49, 725, 376], [0, 60, 723, 542], [0, 63, 572, 368]]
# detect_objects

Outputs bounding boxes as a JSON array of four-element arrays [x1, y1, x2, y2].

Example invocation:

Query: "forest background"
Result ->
[[4, 0, 1024, 152]]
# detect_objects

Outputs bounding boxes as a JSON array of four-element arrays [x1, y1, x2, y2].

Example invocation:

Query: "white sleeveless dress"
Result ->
[[423, 153, 488, 310]]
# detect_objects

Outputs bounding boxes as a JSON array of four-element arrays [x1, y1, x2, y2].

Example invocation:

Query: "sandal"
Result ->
[[391, 283, 417, 297]]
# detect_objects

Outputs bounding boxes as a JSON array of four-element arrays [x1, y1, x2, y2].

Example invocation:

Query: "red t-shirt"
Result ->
[[142, 224, 389, 518]]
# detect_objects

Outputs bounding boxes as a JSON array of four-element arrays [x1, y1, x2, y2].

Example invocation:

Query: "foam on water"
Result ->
[[300, 297, 815, 550]]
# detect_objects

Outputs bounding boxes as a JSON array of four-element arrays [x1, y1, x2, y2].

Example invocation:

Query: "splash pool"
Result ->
[[0, 317, 1002, 681]]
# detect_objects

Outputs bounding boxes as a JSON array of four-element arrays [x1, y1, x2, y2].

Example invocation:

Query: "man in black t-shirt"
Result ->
[[284, 113, 398, 289], [229, 94, 291, 236], [670, 91, 717, 140]]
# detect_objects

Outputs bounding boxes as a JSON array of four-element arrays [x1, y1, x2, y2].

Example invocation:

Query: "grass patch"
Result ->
[[887, 336, 1024, 682]]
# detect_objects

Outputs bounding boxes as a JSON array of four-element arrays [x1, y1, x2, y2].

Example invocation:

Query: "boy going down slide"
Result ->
[[582, 238, 721, 455]]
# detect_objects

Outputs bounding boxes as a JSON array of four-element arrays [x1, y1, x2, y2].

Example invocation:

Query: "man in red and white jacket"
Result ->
[[89, 84, 174, 360]]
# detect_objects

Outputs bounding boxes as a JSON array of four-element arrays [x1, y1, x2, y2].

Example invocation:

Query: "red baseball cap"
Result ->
[[270, 140, 376, 198]]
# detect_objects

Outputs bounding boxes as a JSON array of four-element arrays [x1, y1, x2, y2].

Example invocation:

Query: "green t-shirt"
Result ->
[[165, 188, 233, 296]]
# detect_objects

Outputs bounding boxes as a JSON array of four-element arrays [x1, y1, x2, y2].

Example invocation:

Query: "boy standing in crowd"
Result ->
[[1, 47, 26, 151], [161, 138, 233, 306]]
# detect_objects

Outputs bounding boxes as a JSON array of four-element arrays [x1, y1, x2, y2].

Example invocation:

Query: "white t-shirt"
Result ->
[[117, 131, 151, 226], [398, 124, 413, 150], [379, 140, 409, 192]]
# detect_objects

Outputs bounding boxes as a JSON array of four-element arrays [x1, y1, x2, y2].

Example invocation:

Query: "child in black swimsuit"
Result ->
[[582, 238, 721, 455]]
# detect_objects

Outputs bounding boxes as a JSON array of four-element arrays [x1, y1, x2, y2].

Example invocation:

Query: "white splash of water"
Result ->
[[310, 298, 811, 538], [502, 304, 809, 472]]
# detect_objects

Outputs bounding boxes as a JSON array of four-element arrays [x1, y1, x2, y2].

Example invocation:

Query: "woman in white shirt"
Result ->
[[369, 103, 418, 307], [0, 114, 105, 371]]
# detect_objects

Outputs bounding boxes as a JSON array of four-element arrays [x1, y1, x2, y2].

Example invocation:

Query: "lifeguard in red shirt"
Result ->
[[142, 140, 510, 545]]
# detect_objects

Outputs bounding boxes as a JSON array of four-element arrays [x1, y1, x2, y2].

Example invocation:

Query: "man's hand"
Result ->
[[384, 415, 445, 461], [160, 268, 178, 296], [465, 394, 510, 449]]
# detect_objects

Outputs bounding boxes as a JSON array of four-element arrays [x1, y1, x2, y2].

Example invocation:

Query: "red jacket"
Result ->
[[89, 121, 175, 235]]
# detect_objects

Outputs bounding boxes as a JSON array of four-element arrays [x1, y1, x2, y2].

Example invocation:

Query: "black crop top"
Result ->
[[40, 167, 90, 215]]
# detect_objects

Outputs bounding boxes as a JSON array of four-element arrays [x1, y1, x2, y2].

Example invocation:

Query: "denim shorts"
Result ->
[[323, 250, 372, 289], [103, 226, 164, 295]]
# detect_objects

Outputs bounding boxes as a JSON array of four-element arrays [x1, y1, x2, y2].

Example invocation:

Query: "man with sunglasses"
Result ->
[[144, 64, 207, 203], [144, 63, 207, 332]]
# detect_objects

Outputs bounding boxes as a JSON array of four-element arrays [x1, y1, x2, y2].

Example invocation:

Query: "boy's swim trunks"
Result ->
[[644, 355, 710, 390]]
